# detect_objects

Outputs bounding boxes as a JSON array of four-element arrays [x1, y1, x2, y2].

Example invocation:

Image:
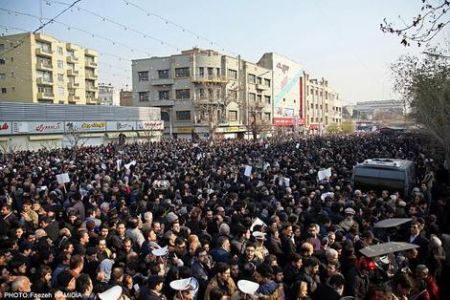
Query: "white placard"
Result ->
[[244, 165, 252, 177], [296, 143, 300, 149], [250, 217, 267, 231], [116, 159, 122, 171], [124, 160, 136, 169], [56, 173, 70, 184], [101, 163, 107, 170], [283, 177, 290, 187], [320, 192, 335, 202], [318, 168, 332, 181]]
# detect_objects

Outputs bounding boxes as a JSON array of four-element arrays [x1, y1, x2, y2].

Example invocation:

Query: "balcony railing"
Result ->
[[150, 78, 175, 85], [67, 69, 79, 76], [66, 56, 79, 63], [36, 77, 54, 85], [191, 75, 228, 83], [36, 61, 53, 70], [35, 48, 52, 57], [37, 92, 54, 99]]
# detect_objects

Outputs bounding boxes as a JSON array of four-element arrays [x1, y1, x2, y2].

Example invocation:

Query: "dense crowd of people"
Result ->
[[0, 133, 449, 300]]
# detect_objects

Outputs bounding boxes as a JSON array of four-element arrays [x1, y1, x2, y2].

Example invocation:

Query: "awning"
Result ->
[[79, 133, 105, 138], [122, 132, 137, 138], [106, 132, 121, 139], [137, 131, 159, 137], [29, 135, 63, 141]]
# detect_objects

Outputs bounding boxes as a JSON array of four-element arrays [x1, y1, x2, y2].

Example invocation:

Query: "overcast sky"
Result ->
[[1, 0, 449, 104]]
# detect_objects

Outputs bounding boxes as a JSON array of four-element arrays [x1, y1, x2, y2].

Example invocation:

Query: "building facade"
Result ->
[[120, 89, 133, 106], [352, 100, 405, 120], [0, 32, 98, 105], [132, 48, 273, 139], [0, 102, 163, 151], [258, 52, 303, 129], [98, 83, 119, 106], [302, 73, 342, 134]]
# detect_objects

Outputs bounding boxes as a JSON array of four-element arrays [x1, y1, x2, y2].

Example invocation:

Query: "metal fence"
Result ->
[[0, 102, 160, 121]]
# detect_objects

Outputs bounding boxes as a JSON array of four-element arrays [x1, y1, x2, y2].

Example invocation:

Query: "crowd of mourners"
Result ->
[[0, 132, 449, 300]]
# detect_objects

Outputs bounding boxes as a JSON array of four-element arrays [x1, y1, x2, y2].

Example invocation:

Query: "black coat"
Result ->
[[311, 283, 341, 300]]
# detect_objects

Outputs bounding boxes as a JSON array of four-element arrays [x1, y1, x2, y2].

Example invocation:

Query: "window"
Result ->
[[58, 74, 64, 82], [264, 95, 271, 104], [207, 67, 213, 76], [257, 77, 262, 84], [58, 47, 63, 55], [264, 79, 271, 87], [175, 89, 190, 99], [158, 69, 170, 79], [264, 112, 271, 121], [161, 111, 170, 122], [176, 110, 191, 121], [216, 68, 220, 76], [228, 110, 238, 121], [229, 90, 237, 99], [158, 90, 170, 100], [228, 69, 237, 79], [57, 60, 63, 69], [199, 67, 204, 77], [11, 72, 14, 78], [138, 71, 149, 81], [199, 88, 205, 98], [10, 57, 13, 62], [11, 87, 15, 92], [257, 95, 262, 102], [0, 44, 4, 51], [249, 93, 256, 102], [311, 103, 314, 109], [0, 73, 5, 80], [208, 88, 213, 98], [138, 91, 149, 102], [248, 74, 256, 83], [1, 88, 6, 94], [311, 117, 314, 123], [0, 58, 5, 65], [58, 87, 64, 96], [216, 89, 221, 99], [175, 67, 190, 78]]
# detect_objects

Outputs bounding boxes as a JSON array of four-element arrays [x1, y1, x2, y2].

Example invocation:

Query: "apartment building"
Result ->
[[98, 83, 119, 106], [258, 52, 303, 129], [302, 72, 342, 134], [120, 89, 133, 106], [0, 32, 98, 105], [132, 48, 273, 139]]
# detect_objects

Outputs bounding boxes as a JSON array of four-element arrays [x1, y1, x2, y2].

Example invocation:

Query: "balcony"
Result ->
[[35, 33, 52, 43], [37, 92, 54, 99], [84, 49, 97, 57], [256, 84, 269, 91], [67, 69, 79, 76], [86, 85, 98, 92], [85, 73, 98, 80], [66, 43, 78, 51], [68, 95, 80, 102], [35, 48, 53, 57], [68, 82, 80, 89], [191, 76, 228, 84], [36, 77, 54, 85], [147, 100, 175, 107], [36, 61, 53, 71], [85, 61, 97, 68], [86, 97, 99, 104], [150, 78, 174, 85], [194, 97, 223, 105], [66, 56, 79, 63]]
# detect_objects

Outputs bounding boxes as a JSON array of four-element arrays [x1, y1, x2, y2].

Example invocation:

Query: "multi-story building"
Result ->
[[98, 83, 119, 106], [302, 73, 342, 134], [120, 89, 133, 106], [132, 48, 272, 139], [258, 52, 303, 130], [0, 32, 98, 105], [352, 100, 405, 120]]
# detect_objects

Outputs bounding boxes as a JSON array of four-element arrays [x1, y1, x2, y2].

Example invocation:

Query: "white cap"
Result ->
[[237, 280, 260, 295], [151, 246, 168, 256], [344, 207, 356, 215], [398, 200, 407, 207], [252, 231, 267, 240], [98, 286, 122, 300], [169, 277, 199, 292]]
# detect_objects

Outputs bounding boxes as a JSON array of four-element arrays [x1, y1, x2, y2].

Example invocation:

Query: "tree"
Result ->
[[381, 0, 450, 46], [340, 121, 355, 134], [392, 50, 450, 157], [326, 123, 341, 134]]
